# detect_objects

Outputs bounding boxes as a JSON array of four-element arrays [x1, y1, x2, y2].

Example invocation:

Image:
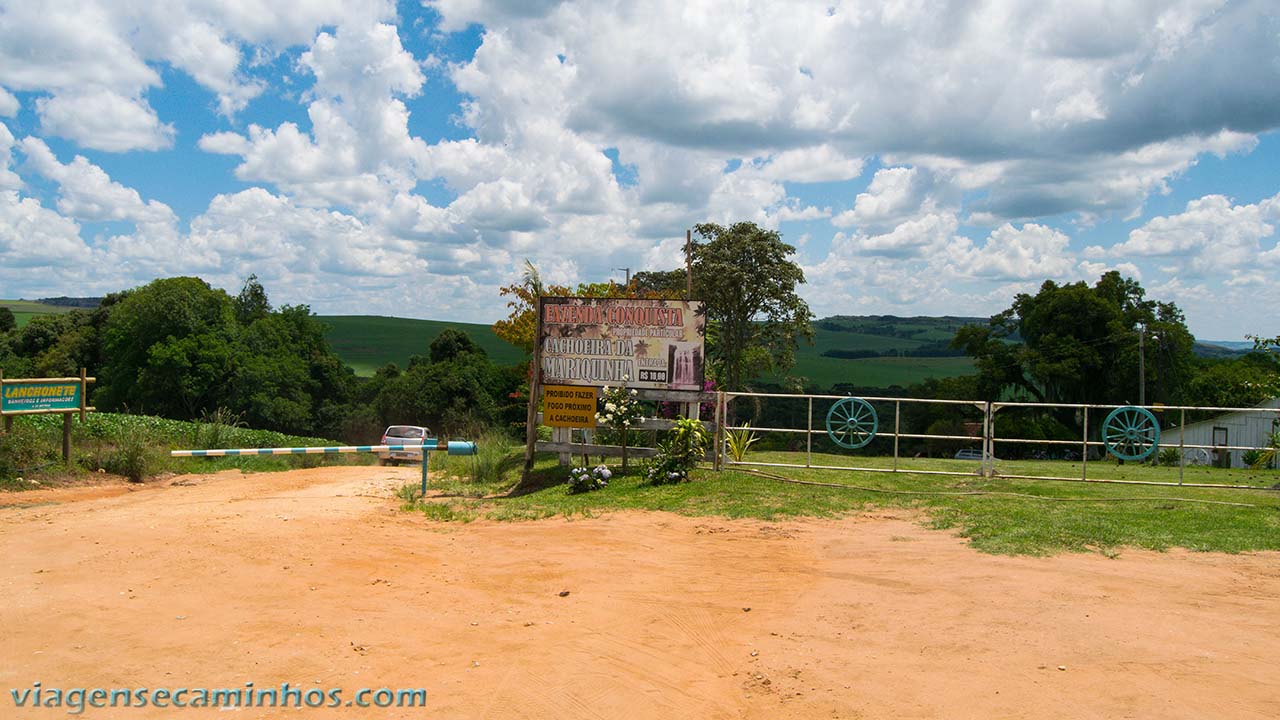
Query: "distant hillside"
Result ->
[[0, 299, 79, 329], [319, 315, 523, 375], [1192, 342, 1249, 359], [771, 315, 980, 388]]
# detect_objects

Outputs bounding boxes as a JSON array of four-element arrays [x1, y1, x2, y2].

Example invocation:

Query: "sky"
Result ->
[[0, 0, 1277, 342]]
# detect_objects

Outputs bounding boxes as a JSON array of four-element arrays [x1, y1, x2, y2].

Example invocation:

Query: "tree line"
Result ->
[[2, 224, 1273, 450], [0, 276, 522, 442]]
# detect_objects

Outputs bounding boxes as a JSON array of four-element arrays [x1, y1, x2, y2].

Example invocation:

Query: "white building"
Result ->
[[1161, 398, 1280, 468]]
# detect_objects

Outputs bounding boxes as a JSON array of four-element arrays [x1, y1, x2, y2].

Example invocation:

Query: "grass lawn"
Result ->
[[407, 450, 1280, 557]]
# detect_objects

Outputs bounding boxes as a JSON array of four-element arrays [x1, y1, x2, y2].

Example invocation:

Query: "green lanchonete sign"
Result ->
[[1, 382, 81, 413]]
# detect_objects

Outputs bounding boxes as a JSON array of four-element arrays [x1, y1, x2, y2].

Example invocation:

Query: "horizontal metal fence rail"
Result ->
[[171, 441, 478, 499], [170, 443, 475, 457], [719, 392, 989, 479], [718, 391, 1279, 490]]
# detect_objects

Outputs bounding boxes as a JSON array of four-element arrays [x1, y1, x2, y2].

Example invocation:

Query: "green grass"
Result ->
[[319, 315, 525, 374], [404, 449, 1280, 556], [783, 354, 975, 388]]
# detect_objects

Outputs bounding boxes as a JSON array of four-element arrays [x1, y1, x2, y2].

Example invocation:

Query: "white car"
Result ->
[[378, 425, 431, 465]]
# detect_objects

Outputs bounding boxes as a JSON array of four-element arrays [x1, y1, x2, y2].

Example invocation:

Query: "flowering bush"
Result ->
[[595, 379, 644, 428], [595, 377, 645, 467], [567, 464, 612, 494]]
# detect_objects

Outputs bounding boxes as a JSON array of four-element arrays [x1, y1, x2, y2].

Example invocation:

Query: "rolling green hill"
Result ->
[[783, 354, 975, 389], [318, 315, 523, 375], [0, 300, 78, 329], [320, 313, 980, 386]]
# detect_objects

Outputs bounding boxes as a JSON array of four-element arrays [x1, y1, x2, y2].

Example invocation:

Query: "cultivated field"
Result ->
[[319, 315, 525, 374], [0, 300, 77, 329], [3, 464, 1278, 718]]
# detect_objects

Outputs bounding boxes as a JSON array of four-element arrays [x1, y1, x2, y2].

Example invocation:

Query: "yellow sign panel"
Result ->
[[543, 385, 598, 427]]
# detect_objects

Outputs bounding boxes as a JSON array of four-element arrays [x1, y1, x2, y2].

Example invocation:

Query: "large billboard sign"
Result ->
[[538, 297, 706, 391]]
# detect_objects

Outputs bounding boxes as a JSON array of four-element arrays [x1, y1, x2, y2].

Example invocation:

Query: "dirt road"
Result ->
[[2, 467, 1277, 719]]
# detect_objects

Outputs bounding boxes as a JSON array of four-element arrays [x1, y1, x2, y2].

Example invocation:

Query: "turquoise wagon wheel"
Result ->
[[1101, 406, 1160, 461], [826, 397, 878, 449]]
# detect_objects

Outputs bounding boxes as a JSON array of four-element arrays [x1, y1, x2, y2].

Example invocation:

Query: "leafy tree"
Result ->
[[234, 274, 272, 324], [631, 269, 687, 298], [492, 260, 632, 356], [229, 304, 352, 435], [98, 277, 238, 417], [953, 271, 1195, 406], [373, 350, 512, 436], [1183, 352, 1280, 409], [1249, 333, 1279, 354], [95, 276, 351, 434], [429, 328, 484, 364], [0, 307, 14, 333], [689, 221, 813, 391]]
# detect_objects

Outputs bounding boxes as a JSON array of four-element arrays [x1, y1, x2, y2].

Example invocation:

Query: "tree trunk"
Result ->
[[621, 431, 629, 470]]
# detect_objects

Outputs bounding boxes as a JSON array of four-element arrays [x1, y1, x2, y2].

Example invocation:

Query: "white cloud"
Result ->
[[849, 211, 959, 259], [0, 89, 18, 117], [952, 223, 1077, 281], [0, 123, 21, 191], [18, 138, 177, 226], [200, 22, 433, 207], [0, 190, 86, 270], [832, 166, 947, 232], [1113, 192, 1280, 276], [36, 89, 175, 152], [754, 145, 862, 183], [0, 1, 397, 150], [775, 204, 831, 222], [1, 0, 1277, 338]]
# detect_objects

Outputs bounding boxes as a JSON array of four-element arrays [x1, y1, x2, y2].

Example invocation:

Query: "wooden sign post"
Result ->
[[0, 368, 95, 464]]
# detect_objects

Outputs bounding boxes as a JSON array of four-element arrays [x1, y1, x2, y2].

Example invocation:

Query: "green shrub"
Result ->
[[0, 422, 57, 479], [191, 407, 246, 449], [1158, 447, 1182, 467], [436, 428, 520, 486], [104, 426, 156, 482], [1250, 431, 1279, 470], [724, 422, 760, 462], [645, 416, 708, 485]]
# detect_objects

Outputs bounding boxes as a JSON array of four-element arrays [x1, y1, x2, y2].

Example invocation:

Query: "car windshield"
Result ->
[[387, 426, 424, 438]]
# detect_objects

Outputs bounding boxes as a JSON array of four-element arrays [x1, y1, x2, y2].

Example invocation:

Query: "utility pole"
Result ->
[[613, 267, 631, 286], [1138, 327, 1145, 407], [685, 229, 693, 297]]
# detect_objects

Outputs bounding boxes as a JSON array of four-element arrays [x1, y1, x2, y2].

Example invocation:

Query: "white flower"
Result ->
[[605, 402, 617, 412], [630, 389, 637, 396]]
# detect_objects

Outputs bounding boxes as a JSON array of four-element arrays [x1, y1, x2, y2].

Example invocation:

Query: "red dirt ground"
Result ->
[[2, 466, 1277, 719]]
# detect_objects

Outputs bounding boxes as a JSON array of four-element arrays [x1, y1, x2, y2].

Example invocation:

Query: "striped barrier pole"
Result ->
[[172, 440, 478, 498]]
